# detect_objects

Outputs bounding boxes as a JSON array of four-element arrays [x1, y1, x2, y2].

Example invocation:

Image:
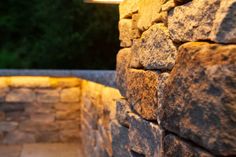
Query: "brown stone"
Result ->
[[115, 48, 131, 96], [60, 87, 80, 103], [0, 87, 9, 102], [59, 129, 80, 142], [131, 24, 177, 70], [119, 19, 133, 47], [126, 69, 159, 120], [164, 134, 214, 157], [30, 114, 55, 123], [0, 112, 5, 121], [0, 122, 18, 132], [36, 89, 60, 103], [20, 121, 59, 132], [116, 98, 131, 127], [119, 0, 139, 19], [35, 131, 59, 143], [6, 88, 35, 103], [168, 0, 236, 44], [137, 0, 166, 31], [50, 77, 81, 88], [128, 113, 164, 157], [3, 131, 35, 144], [159, 42, 236, 156], [131, 14, 141, 39]]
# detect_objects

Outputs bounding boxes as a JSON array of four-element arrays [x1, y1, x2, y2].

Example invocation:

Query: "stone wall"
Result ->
[[0, 76, 82, 144], [115, 0, 236, 157]]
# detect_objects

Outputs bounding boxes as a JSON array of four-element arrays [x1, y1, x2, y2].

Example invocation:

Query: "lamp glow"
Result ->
[[84, 0, 123, 4]]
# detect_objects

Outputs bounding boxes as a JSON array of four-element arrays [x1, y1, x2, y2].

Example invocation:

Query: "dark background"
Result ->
[[0, 0, 120, 69]]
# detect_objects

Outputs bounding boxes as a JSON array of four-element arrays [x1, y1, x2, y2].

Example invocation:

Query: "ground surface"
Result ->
[[0, 143, 84, 157]]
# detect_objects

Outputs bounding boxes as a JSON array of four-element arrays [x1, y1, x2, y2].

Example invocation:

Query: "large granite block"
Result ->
[[130, 24, 177, 70], [159, 42, 236, 156], [164, 134, 213, 157], [128, 113, 164, 157], [168, 0, 236, 44]]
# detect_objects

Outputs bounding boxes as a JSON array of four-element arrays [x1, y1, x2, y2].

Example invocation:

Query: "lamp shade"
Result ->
[[84, 0, 123, 4]]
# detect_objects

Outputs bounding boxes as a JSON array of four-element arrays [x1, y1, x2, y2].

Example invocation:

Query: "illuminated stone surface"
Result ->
[[119, 0, 139, 19], [160, 42, 236, 156], [6, 88, 35, 103], [115, 48, 131, 96], [137, 0, 166, 31], [131, 24, 177, 70], [164, 135, 213, 157], [60, 87, 80, 102], [128, 113, 164, 157], [126, 69, 159, 120], [169, 0, 236, 43], [36, 89, 60, 103], [119, 19, 133, 47]]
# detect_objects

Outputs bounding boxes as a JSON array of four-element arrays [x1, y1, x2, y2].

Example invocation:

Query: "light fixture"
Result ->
[[84, 0, 123, 4]]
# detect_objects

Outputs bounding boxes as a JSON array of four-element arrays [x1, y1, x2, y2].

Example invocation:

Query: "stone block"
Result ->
[[56, 110, 80, 120], [159, 42, 236, 156], [9, 76, 50, 88], [131, 23, 177, 70], [3, 131, 35, 144], [119, 0, 139, 19], [128, 113, 164, 157], [0, 112, 5, 121], [116, 98, 131, 127], [111, 120, 130, 157], [57, 120, 80, 130], [30, 114, 55, 123], [54, 103, 80, 111], [36, 89, 60, 103], [164, 134, 214, 157], [6, 88, 35, 103], [115, 48, 131, 96], [126, 69, 159, 120], [50, 77, 81, 88], [0, 87, 9, 102], [137, 0, 166, 31], [168, 0, 236, 44], [59, 129, 80, 142], [20, 121, 59, 132], [35, 131, 60, 143], [0, 121, 18, 132], [119, 19, 133, 47], [0, 103, 25, 113], [131, 14, 141, 39], [60, 87, 80, 103]]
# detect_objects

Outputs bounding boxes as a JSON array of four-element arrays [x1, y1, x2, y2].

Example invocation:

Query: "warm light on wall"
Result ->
[[84, 0, 123, 4]]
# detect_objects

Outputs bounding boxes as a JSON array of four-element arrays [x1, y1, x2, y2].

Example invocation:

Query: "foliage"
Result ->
[[0, 0, 119, 69]]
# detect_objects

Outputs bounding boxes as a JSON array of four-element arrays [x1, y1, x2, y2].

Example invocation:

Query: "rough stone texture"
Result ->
[[137, 0, 166, 31], [3, 131, 36, 144], [9, 77, 51, 88], [6, 88, 35, 103], [210, 0, 236, 44], [115, 48, 131, 96], [119, 19, 133, 47], [160, 42, 236, 156], [60, 87, 80, 102], [111, 120, 130, 157], [131, 14, 141, 40], [131, 24, 177, 70], [168, 0, 236, 44], [128, 113, 164, 157], [36, 89, 60, 103], [116, 98, 131, 127], [119, 0, 139, 19], [164, 134, 214, 157], [126, 69, 159, 120]]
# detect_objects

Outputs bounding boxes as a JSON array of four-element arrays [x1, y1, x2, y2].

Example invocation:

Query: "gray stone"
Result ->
[[128, 113, 164, 157], [116, 99, 131, 127], [210, 0, 236, 43], [131, 24, 177, 70], [3, 131, 35, 144], [159, 42, 236, 156], [126, 69, 159, 120], [115, 48, 131, 96], [6, 88, 35, 103], [0, 103, 25, 112], [111, 120, 130, 157], [0, 121, 18, 132], [164, 134, 214, 157], [168, 0, 236, 44]]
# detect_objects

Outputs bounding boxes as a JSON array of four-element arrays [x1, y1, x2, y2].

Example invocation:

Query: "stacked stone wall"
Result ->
[[115, 0, 236, 156], [0, 77, 82, 144]]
